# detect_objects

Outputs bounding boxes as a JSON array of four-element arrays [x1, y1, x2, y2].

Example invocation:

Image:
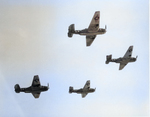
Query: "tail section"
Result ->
[[105, 55, 112, 64], [14, 84, 21, 93], [69, 86, 73, 93], [68, 24, 75, 37]]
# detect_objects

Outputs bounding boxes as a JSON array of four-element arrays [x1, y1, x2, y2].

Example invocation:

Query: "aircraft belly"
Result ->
[[25, 91, 31, 93], [23, 87, 32, 93], [80, 33, 98, 35], [122, 59, 130, 63], [31, 87, 41, 92], [115, 58, 129, 63], [74, 89, 83, 93], [25, 89, 40, 93], [79, 31, 104, 36], [82, 89, 89, 92]]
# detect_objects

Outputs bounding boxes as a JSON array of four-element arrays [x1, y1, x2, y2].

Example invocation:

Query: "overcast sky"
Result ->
[[0, 0, 149, 117]]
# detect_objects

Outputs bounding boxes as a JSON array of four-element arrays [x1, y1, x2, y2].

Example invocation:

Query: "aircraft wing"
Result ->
[[83, 80, 90, 89], [32, 75, 41, 87], [88, 11, 100, 32], [86, 35, 96, 46], [32, 92, 40, 98], [123, 46, 133, 58], [82, 93, 88, 98], [119, 63, 128, 70]]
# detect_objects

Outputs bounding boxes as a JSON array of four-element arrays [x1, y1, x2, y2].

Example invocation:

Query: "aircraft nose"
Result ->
[[92, 88, 96, 92], [103, 29, 106, 33], [133, 58, 136, 61], [45, 87, 48, 91]]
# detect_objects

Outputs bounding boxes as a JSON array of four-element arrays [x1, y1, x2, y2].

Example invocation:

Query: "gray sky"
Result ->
[[0, 0, 149, 117]]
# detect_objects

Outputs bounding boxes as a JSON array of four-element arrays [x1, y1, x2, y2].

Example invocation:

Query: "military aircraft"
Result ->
[[68, 11, 106, 46], [69, 80, 96, 98], [14, 75, 49, 98], [105, 46, 137, 70]]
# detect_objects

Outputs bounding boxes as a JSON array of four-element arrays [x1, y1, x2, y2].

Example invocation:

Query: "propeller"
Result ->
[[47, 83, 49, 89], [105, 25, 107, 30], [136, 56, 138, 59]]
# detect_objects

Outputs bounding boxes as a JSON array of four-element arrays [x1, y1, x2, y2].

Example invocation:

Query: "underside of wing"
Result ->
[[123, 46, 133, 58], [82, 93, 88, 98], [32, 75, 41, 87], [32, 92, 40, 98], [86, 35, 96, 46], [119, 63, 128, 70], [83, 80, 90, 89], [88, 11, 100, 32]]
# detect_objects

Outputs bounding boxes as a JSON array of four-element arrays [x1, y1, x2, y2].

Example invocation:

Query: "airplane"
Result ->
[[14, 75, 49, 98], [105, 46, 137, 70], [69, 80, 96, 98], [68, 11, 106, 46]]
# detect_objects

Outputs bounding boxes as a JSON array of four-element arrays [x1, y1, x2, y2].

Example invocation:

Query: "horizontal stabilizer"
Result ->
[[106, 55, 112, 64], [69, 86, 73, 93], [68, 24, 75, 37], [14, 84, 21, 93]]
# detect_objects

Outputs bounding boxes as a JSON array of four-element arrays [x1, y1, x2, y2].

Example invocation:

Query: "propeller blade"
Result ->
[[47, 83, 49, 89], [105, 25, 107, 30]]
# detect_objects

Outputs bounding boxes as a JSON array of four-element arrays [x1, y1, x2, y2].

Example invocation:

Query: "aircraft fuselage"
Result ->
[[110, 57, 136, 63], [20, 86, 48, 93], [74, 28, 106, 36], [72, 88, 95, 94]]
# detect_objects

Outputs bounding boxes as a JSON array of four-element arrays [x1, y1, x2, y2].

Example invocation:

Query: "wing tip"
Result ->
[[86, 42, 92, 47], [95, 11, 100, 13], [130, 45, 133, 48]]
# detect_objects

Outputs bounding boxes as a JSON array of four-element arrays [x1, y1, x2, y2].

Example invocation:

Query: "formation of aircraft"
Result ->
[[105, 46, 137, 70], [14, 75, 49, 98], [14, 11, 137, 99], [69, 80, 96, 98], [68, 11, 106, 46]]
